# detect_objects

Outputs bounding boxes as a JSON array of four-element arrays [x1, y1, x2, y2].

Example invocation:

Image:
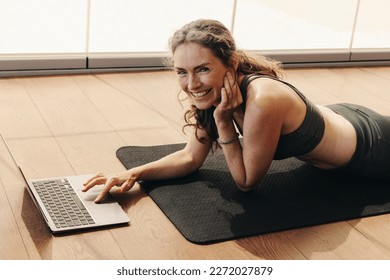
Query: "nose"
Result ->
[[188, 74, 201, 91]]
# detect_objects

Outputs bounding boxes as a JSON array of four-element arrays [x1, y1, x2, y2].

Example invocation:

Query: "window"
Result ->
[[0, 0, 87, 70], [351, 0, 390, 61], [0, 0, 389, 73], [87, 0, 234, 68]]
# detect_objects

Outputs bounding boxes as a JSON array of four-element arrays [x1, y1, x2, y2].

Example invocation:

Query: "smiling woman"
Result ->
[[173, 43, 227, 110], [166, 19, 282, 144], [83, 19, 390, 203]]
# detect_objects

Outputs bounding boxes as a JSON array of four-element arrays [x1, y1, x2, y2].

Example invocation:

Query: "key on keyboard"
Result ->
[[32, 179, 95, 228]]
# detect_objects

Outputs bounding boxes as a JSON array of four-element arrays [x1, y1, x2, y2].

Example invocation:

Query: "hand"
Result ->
[[82, 171, 138, 203], [213, 71, 243, 125]]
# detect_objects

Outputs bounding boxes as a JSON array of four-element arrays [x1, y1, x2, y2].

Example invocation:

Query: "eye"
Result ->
[[197, 67, 210, 73], [175, 69, 187, 76]]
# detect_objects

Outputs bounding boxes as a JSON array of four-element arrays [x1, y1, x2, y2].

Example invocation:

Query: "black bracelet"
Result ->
[[217, 133, 239, 144]]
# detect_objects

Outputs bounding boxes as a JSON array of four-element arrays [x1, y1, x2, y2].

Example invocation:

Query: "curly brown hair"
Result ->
[[166, 19, 284, 145]]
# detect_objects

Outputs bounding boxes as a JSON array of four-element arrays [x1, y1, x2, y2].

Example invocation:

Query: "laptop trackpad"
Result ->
[[68, 175, 130, 225]]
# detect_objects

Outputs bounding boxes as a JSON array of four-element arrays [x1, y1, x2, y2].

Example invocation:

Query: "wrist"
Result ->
[[215, 117, 234, 129], [217, 132, 240, 145], [128, 167, 141, 181]]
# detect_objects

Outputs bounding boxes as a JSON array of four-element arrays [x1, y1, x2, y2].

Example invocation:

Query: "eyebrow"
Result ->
[[174, 63, 211, 71]]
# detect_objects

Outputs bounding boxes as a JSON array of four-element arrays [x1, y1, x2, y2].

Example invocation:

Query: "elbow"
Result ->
[[184, 151, 205, 174], [235, 180, 257, 192], [236, 184, 256, 192], [234, 175, 263, 192]]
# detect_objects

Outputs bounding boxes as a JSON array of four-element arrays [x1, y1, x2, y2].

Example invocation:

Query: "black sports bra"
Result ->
[[239, 74, 325, 160]]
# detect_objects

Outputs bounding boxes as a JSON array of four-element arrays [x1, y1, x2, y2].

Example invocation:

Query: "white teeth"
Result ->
[[191, 89, 210, 98]]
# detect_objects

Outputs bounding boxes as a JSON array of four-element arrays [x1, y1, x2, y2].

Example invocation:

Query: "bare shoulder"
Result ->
[[243, 76, 307, 133], [245, 77, 298, 110]]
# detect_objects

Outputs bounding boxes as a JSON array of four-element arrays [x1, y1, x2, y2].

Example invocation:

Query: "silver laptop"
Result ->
[[0, 131, 130, 233]]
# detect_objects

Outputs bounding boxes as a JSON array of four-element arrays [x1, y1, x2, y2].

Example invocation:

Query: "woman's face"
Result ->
[[173, 42, 231, 110]]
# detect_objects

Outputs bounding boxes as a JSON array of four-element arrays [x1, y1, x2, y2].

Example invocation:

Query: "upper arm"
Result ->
[[241, 81, 288, 186], [183, 127, 212, 170]]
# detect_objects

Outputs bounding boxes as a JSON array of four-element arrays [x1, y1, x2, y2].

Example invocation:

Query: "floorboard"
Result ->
[[0, 66, 389, 259]]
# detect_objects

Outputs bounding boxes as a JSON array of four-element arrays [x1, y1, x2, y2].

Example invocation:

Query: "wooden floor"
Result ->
[[1, 66, 390, 260]]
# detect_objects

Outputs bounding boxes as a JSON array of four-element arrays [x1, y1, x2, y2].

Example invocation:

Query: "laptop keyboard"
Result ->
[[32, 179, 95, 229]]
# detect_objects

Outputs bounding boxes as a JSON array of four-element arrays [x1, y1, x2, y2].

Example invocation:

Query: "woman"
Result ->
[[83, 19, 390, 203]]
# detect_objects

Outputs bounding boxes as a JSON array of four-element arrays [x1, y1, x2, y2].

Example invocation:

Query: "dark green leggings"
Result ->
[[326, 103, 390, 179]]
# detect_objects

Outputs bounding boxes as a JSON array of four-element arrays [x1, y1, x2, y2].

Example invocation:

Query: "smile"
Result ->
[[189, 89, 212, 99]]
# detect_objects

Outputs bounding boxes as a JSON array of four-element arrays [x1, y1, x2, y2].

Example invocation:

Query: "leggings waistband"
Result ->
[[326, 103, 390, 179]]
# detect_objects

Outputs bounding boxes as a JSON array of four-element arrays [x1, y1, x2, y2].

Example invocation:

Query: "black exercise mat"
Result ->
[[116, 143, 390, 244]]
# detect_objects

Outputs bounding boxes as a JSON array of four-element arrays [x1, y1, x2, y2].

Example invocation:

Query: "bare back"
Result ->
[[299, 105, 357, 169]]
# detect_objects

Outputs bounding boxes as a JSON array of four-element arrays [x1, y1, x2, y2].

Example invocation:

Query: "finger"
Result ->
[[225, 74, 238, 106], [224, 74, 232, 94], [227, 73, 242, 105], [222, 81, 234, 108], [83, 173, 103, 186], [220, 87, 228, 105], [94, 179, 117, 203], [231, 74, 238, 92], [118, 176, 137, 193], [82, 176, 107, 192], [226, 71, 235, 90], [94, 188, 110, 203]]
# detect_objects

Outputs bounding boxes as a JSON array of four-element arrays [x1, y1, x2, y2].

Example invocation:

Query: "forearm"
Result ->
[[84, 146, 207, 203], [216, 122, 255, 191], [130, 149, 203, 181], [217, 120, 272, 191]]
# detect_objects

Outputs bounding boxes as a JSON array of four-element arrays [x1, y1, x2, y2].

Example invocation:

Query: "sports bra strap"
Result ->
[[239, 74, 308, 112]]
